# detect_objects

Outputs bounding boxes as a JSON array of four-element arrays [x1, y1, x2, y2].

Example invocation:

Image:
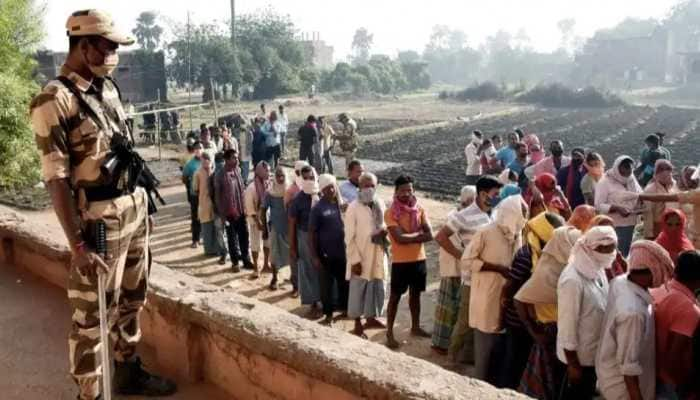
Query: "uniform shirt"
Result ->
[[288, 192, 314, 232], [384, 205, 430, 263], [447, 202, 492, 285], [651, 279, 700, 386], [465, 222, 521, 333], [31, 65, 128, 187], [339, 180, 359, 204], [309, 198, 345, 259], [556, 265, 609, 367], [595, 276, 656, 400], [464, 142, 482, 176]]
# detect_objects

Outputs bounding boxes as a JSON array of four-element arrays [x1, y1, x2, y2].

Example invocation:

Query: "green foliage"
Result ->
[[132, 11, 163, 51], [167, 8, 309, 100], [0, 0, 42, 188], [321, 56, 429, 95]]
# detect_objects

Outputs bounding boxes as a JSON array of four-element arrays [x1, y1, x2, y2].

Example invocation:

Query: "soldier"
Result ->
[[30, 10, 176, 400], [337, 113, 359, 169]]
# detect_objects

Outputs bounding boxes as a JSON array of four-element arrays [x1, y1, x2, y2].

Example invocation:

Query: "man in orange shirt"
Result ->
[[384, 175, 434, 349], [651, 250, 700, 399]]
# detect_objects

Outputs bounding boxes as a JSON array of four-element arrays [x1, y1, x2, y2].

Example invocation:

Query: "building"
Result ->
[[299, 32, 334, 70], [34, 50, 167, 103]]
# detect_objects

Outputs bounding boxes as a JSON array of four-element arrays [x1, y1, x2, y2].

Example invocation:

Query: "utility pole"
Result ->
[[230, 0, 235, 50], [210, 77, 218, 124], [187, 10, 193, 131]]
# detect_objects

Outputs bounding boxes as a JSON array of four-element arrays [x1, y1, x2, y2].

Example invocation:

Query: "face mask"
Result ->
[[487, 194, 500, 208], [552, 149, 563, 158], [572, 158, 584, 167], [359, 187, 376, 204], [86, 49, 119, 78], [302, 180, 318, 195], [592, 251, 617, 270]]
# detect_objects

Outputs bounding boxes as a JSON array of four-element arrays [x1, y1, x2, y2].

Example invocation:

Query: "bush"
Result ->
[[517, 83, 624, 108], [439, 81, 505, 102]]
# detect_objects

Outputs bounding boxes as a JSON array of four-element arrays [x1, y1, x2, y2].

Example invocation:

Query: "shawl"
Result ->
[[656, 208, 694, 263]]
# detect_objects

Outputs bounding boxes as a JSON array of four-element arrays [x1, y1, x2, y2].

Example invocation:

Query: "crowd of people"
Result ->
[[181, 111, 700, 400]]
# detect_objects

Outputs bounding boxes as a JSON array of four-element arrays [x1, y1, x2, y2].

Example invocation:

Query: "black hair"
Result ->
[[394, 175, 414, 189], [586, 151, 602, 163], [300, 165, 314, 175], [200, 123, 207, 130], [515, 128, 524, 139], [347, 160, 362, 172], [223, 149, 238, 160], [491, 134, 501, 141], [192, 140, 202, 149], [476, 176, 502, 194], [544, 212, 565, 229], [307, 115, 317, 123], [676, 251, 700, 282], [571, 147, 586, 157], [645, 134, 660, 146], [214, 152, 225, 163], [515, 142, 528, 151], [473, 130, 483, 138]]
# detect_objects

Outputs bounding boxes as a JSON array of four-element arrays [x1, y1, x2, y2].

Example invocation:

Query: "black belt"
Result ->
[[83, 186, 129, 202]]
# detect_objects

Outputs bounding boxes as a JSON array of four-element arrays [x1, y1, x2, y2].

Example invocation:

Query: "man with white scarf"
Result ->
[[465, 130, 484, 185], [345, 172, 389, 337], [596, 240, 674, 400], [309, 173, 348, 325], [464, 194, 527, 386], [557, 226, 617, 400], [288, 166, 322, 317], [284, 160, 310, 208]]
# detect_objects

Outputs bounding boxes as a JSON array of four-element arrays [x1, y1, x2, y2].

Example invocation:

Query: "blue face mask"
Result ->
[[488, 195, 501, 208]]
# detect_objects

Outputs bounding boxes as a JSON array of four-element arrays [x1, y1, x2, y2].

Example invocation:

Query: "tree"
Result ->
[[132, 11, 163, 51], [351, 27, 373, 65], [397, 50, 421, 64], [557, 18, 576, 53], [0, 0, 43, 188]]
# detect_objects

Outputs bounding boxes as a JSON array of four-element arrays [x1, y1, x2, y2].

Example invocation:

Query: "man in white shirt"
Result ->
[[464, 130, 484, 185], [278, 104, 289, 158], [596, 241, 674, 400], [438, 176, 501, 363]]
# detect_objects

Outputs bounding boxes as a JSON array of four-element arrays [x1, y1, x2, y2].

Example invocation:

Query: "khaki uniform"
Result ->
[[31, 65, 149, 399], [337, 118, 359, 168]]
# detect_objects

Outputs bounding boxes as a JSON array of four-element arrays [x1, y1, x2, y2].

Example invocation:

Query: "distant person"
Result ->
[[594, 155, 642, 256], [345, 172, 389, 338], [318, 116, 336, 174], [581, 152, 605, 206], [491, 134, 503, 150], [182, 141, 203, 248], [259, 103, 267, 121], [656, 132, 671, 160], [340, 160, 364, 205], [309, 174, 348, 325], [642, 160, 678, 240], [464, 130, 484, 185], [337, 113, 359, 169], [596, 241, 674, 400], [479, 138, 501, 175], [636, 134, 667, 187], [651, 250, 700, 399], [263, 111, 282, 168], [251, 118, 268, 168], [278, 104, 289, 157], [200, 127, 217, 163], [557, 148, 587, 209], [298, 115, 318, 165], [526, 140, 571, 181], [496, 132, 519, 169], [385, 175, 434, 349], [507, 142, 530, 190]]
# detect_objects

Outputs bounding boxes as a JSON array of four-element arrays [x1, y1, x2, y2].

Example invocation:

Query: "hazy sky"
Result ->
[[43, 0, 678, 60]]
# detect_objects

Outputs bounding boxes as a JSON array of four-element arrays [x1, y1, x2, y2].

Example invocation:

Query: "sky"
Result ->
[[43, 0, 679, 61]]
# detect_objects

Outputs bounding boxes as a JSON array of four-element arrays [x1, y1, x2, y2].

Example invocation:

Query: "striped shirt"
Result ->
[[445, 202, 492, 285], [503, 245, 533, 330]]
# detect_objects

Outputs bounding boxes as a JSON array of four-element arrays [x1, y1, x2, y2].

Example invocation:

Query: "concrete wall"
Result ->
[[0, 206, 526, 400]]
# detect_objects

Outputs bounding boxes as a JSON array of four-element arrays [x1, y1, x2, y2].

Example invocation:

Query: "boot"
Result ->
[[113, 357, 177, 397]]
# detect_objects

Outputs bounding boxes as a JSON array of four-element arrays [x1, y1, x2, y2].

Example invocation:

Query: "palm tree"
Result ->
[[132, 11, 163, 51]]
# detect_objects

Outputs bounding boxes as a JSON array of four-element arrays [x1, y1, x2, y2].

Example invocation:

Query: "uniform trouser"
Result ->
[[343, 150, 356, 169], [320, 254, 349, 316], [188, 194, 200, 243], [69, 189, 149, 400], [225, 216, 251, 265]]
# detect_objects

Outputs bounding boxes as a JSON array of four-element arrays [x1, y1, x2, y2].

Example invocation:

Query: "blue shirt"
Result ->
[[508, 158, 529, 189], [339, 180, 359, 204], [288, 192, 313, 232], [308, 198, 345, 259], [496, 147, 516, 168], [182, 157, 201, 196], [262, 121, 280, 147]]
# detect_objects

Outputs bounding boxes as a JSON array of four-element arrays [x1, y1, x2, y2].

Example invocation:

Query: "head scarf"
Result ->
[[495, 195, 527, 245], [318, 173, 344, 206], [534, 173, 567, 213], [569, 226, 618, 279], [679, 165, 698, 191], [515, 226, 582, 304], [294, 160, 310, 188], [628, 240, 675, 288], [655, 208, 694, 263], [499, 184, 522, 202], [606, 155, 639, 190], [527, 212, 560, 268], [568, 205, 596, 232], [584, 154, 606, 181], [590, 214, 615, 228], [253, 161, 271, 205], [269, 166, 289, 198], [652, 159, 675, 188], [391, 192, 421, 233], [524, 134, 544, 164]]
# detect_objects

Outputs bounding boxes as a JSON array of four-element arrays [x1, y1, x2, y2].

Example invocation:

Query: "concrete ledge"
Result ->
[[0, 206, 526, 400]]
